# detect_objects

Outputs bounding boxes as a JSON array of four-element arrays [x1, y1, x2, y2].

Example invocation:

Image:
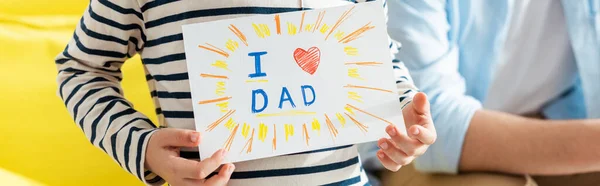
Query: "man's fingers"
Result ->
[[156, 128, 201, 147], [204, 163, 235, 186], [412, 92, 430, 116], [408, 125, 436, 145], [169, 149, 226, 179], [376, 150, 402, 172]]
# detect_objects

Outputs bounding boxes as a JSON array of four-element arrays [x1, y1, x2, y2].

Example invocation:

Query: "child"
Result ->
[[55, 0, 436, 185]]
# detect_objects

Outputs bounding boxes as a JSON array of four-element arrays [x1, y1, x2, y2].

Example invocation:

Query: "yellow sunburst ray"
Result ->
[[255, 110, 316, 118], [258, 123, 268, 142], [311, 118, 321, 135], [348, 91, 363, 103], [241, 123, 251, 139], [305, 24, 314, 32], [284, 124, 295, 141], [344, 105, 355, 116], [215, 81, 226, 96], [344, 46, 358, 56], [224, 118, 236, 130], [347, 68, 364, 80], [334, 30, 345, 40], [225, 39, 239, 52], [216, 101, 229, 113], [335, 113, 346, 127], [245, 79, 269, 83], [319, 23, 330, 34], [211, 60, 231, 72], [287, 22, 298, 35], [252, 23, 271, 38]]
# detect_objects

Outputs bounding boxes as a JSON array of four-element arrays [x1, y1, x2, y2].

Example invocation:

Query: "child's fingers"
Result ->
[[408, 125, 436, 145], [376, 150, 402, 172], [194, 149, 227, 179], [167, 157, 206, 179], [204, 163, 235, 186], [378, 138, 414, 166], [166, 149, 224, 179], [386, 125, 422, 156], [156, 128, 201, 147], [180, 178, 204, 186]]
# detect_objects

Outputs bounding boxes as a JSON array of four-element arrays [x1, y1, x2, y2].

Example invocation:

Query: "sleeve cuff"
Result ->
[[136, 129, 166, 186], [413, 95, 481, 173], [399, 89, 418, 110]]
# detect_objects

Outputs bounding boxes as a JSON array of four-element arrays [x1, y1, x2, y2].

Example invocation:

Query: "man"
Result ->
[[366, 0, 600, 185]]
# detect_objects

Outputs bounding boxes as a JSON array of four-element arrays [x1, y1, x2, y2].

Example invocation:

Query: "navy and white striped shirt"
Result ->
[[55, 0, 417, 185]]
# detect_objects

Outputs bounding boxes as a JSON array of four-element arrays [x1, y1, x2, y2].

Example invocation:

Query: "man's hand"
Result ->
[[145, 128, 235, 186], [377, 92, 437, 171]]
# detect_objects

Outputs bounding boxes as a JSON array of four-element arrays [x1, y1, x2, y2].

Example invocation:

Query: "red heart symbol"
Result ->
[[293, 47, 321, 75]]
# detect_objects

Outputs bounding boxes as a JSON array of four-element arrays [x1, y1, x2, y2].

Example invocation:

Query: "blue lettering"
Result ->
[[278, 87, 296, 109], [301, 85, 316, 106], [252, 89, 268, 113], [248, 51, 268, 78]]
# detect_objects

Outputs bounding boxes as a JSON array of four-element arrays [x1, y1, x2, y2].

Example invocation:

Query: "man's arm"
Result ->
[[388, 0, 600, 175], [461, 110, 600, 175], [387, 0, 482, 173]]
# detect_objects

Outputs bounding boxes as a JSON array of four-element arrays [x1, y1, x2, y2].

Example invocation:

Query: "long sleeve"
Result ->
[[358, 0, 419, 172], [387, 0, 482, 173], [381, 0, 419, 109], [55, 0, 162, 184]]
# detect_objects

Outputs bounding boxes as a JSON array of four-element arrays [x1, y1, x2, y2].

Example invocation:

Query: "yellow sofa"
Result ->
[[0, 0, 157, 185]]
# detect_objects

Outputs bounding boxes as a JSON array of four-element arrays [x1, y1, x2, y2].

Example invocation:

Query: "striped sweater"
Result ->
[[55, 0, 417, 185]]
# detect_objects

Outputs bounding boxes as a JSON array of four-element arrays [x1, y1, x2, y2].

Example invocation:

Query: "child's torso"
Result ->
[[137, 0, 370, 185]]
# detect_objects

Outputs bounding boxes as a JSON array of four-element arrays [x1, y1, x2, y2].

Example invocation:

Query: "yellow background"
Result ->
[[1, 0, 157, 185]]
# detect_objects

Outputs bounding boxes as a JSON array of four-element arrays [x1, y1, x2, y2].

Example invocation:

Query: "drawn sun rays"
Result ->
[[196, 6, 394, 155]]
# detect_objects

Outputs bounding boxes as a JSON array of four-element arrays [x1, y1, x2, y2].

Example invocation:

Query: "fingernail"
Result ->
[[388, 127, 396, 136], [228, 164, 235, 174], [377, 151, 385, 158], [380, 142, 388, 150], [411, 127, 420, 135], [221, 149, 228, 157], [190, 132, 200, 143]]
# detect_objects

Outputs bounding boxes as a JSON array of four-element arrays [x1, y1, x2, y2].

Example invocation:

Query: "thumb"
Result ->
[[154, 128, 201, 147], [412, 92, 430, 116]]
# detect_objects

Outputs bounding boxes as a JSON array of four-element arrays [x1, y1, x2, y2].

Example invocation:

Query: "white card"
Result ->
[[182, 1, 404, 162]]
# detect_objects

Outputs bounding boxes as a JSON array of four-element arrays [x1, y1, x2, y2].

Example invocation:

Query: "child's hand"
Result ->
[[377, 92, 437, 171], [145, 128, 235, 186]]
